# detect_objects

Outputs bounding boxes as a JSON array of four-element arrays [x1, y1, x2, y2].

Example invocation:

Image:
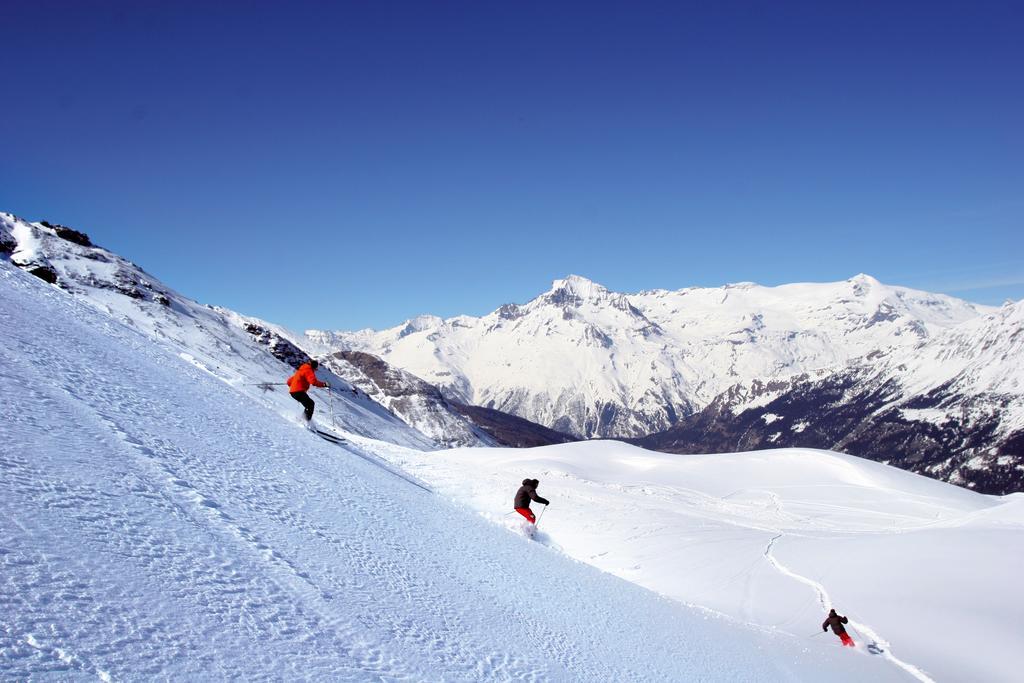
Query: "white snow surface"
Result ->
[[0, 262, 916, 680], [376, 440, 1024, 683], [312, 274, 991, 438]]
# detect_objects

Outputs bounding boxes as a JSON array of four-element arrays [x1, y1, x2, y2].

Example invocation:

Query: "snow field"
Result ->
[[372, 440, 1024, 682], [0, 262, 906, 680]]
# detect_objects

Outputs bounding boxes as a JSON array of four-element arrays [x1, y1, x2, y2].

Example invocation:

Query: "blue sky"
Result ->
[[2, 1, 1021, 331]]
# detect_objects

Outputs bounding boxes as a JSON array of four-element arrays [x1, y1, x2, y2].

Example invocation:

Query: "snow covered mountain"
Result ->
[[640, 299, 1024, 494], [2, 232, 920, 681], [314, 273, 989, 439], [0, 212, 549, 449]]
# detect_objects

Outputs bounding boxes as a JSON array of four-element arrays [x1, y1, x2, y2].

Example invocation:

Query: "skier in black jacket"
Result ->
[[514, 478, 549, 523], [822, 608, 855, 647]]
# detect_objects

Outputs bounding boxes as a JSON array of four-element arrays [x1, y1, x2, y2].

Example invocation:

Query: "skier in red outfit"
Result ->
[[822, 608, 856, 647], [513, 478, 549, 523], [286, 359, 328, 421]]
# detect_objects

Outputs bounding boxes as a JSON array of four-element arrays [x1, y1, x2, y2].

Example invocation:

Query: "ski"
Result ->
[[314, 429, 347, 444]]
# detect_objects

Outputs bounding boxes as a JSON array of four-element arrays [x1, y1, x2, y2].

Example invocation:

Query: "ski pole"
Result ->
[[328, 384, 335, 427], [535, 504, 548, 527]]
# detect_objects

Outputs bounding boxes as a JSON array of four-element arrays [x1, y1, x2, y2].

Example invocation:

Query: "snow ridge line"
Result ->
[[763, 534, 935, 683]]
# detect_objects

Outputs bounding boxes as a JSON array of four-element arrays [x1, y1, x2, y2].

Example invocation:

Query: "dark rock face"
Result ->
[[0, 232, 15, 255], [547, 287, 584, 309], [584, 325, 614, 348], [242, 323, 312, 368], [40, 221, 94, 247], [637, 370, 1023, 495], [449, 402, 580, 448], [497, 304, 523, 320], [26, 265, 59, 284]]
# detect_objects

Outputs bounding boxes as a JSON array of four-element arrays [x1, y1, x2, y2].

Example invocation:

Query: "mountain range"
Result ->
[[4, 211, 1021, 493], [313, 273, 988, 437], [312, 272, 1022, 493]]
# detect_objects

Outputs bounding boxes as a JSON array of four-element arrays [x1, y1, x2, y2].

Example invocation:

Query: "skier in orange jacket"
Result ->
[[287, 359, 328, 421]]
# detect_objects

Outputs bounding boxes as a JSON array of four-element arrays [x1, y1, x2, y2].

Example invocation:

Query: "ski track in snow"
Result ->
[[762, 534, 935, 683]]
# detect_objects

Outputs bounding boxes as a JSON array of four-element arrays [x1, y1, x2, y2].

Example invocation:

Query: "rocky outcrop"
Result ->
[[40, 221, 93, 247], [24, 264, 59, 284], [1, 215, 173, 303], [0, 230, 15, 255], [243, 322, 312, 368], [79, 267, 172, 305]]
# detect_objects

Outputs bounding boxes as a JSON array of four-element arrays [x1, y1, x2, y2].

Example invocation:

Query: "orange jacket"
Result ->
[[287, 363, 326, 393]]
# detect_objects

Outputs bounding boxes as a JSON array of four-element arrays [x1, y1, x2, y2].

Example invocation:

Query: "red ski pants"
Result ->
[[514, 508, 536, 523], [839, 633, 855, 647]]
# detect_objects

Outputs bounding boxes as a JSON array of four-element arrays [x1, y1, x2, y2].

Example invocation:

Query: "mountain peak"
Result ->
[[398, 314, 443, 338], [546, 275, 610, 303], [849, 273, 881, 286], [846, 273, 885, 298]]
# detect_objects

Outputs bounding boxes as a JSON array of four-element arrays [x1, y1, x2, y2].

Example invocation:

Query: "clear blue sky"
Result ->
[[2, 1, 1021, 331]]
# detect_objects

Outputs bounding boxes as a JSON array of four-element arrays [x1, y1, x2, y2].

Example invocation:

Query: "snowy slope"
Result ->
[[0, 212, 467, 449], [0, 259, 908, 679], [374, 440, 1024, 683], [317, 274, 989, 438]]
